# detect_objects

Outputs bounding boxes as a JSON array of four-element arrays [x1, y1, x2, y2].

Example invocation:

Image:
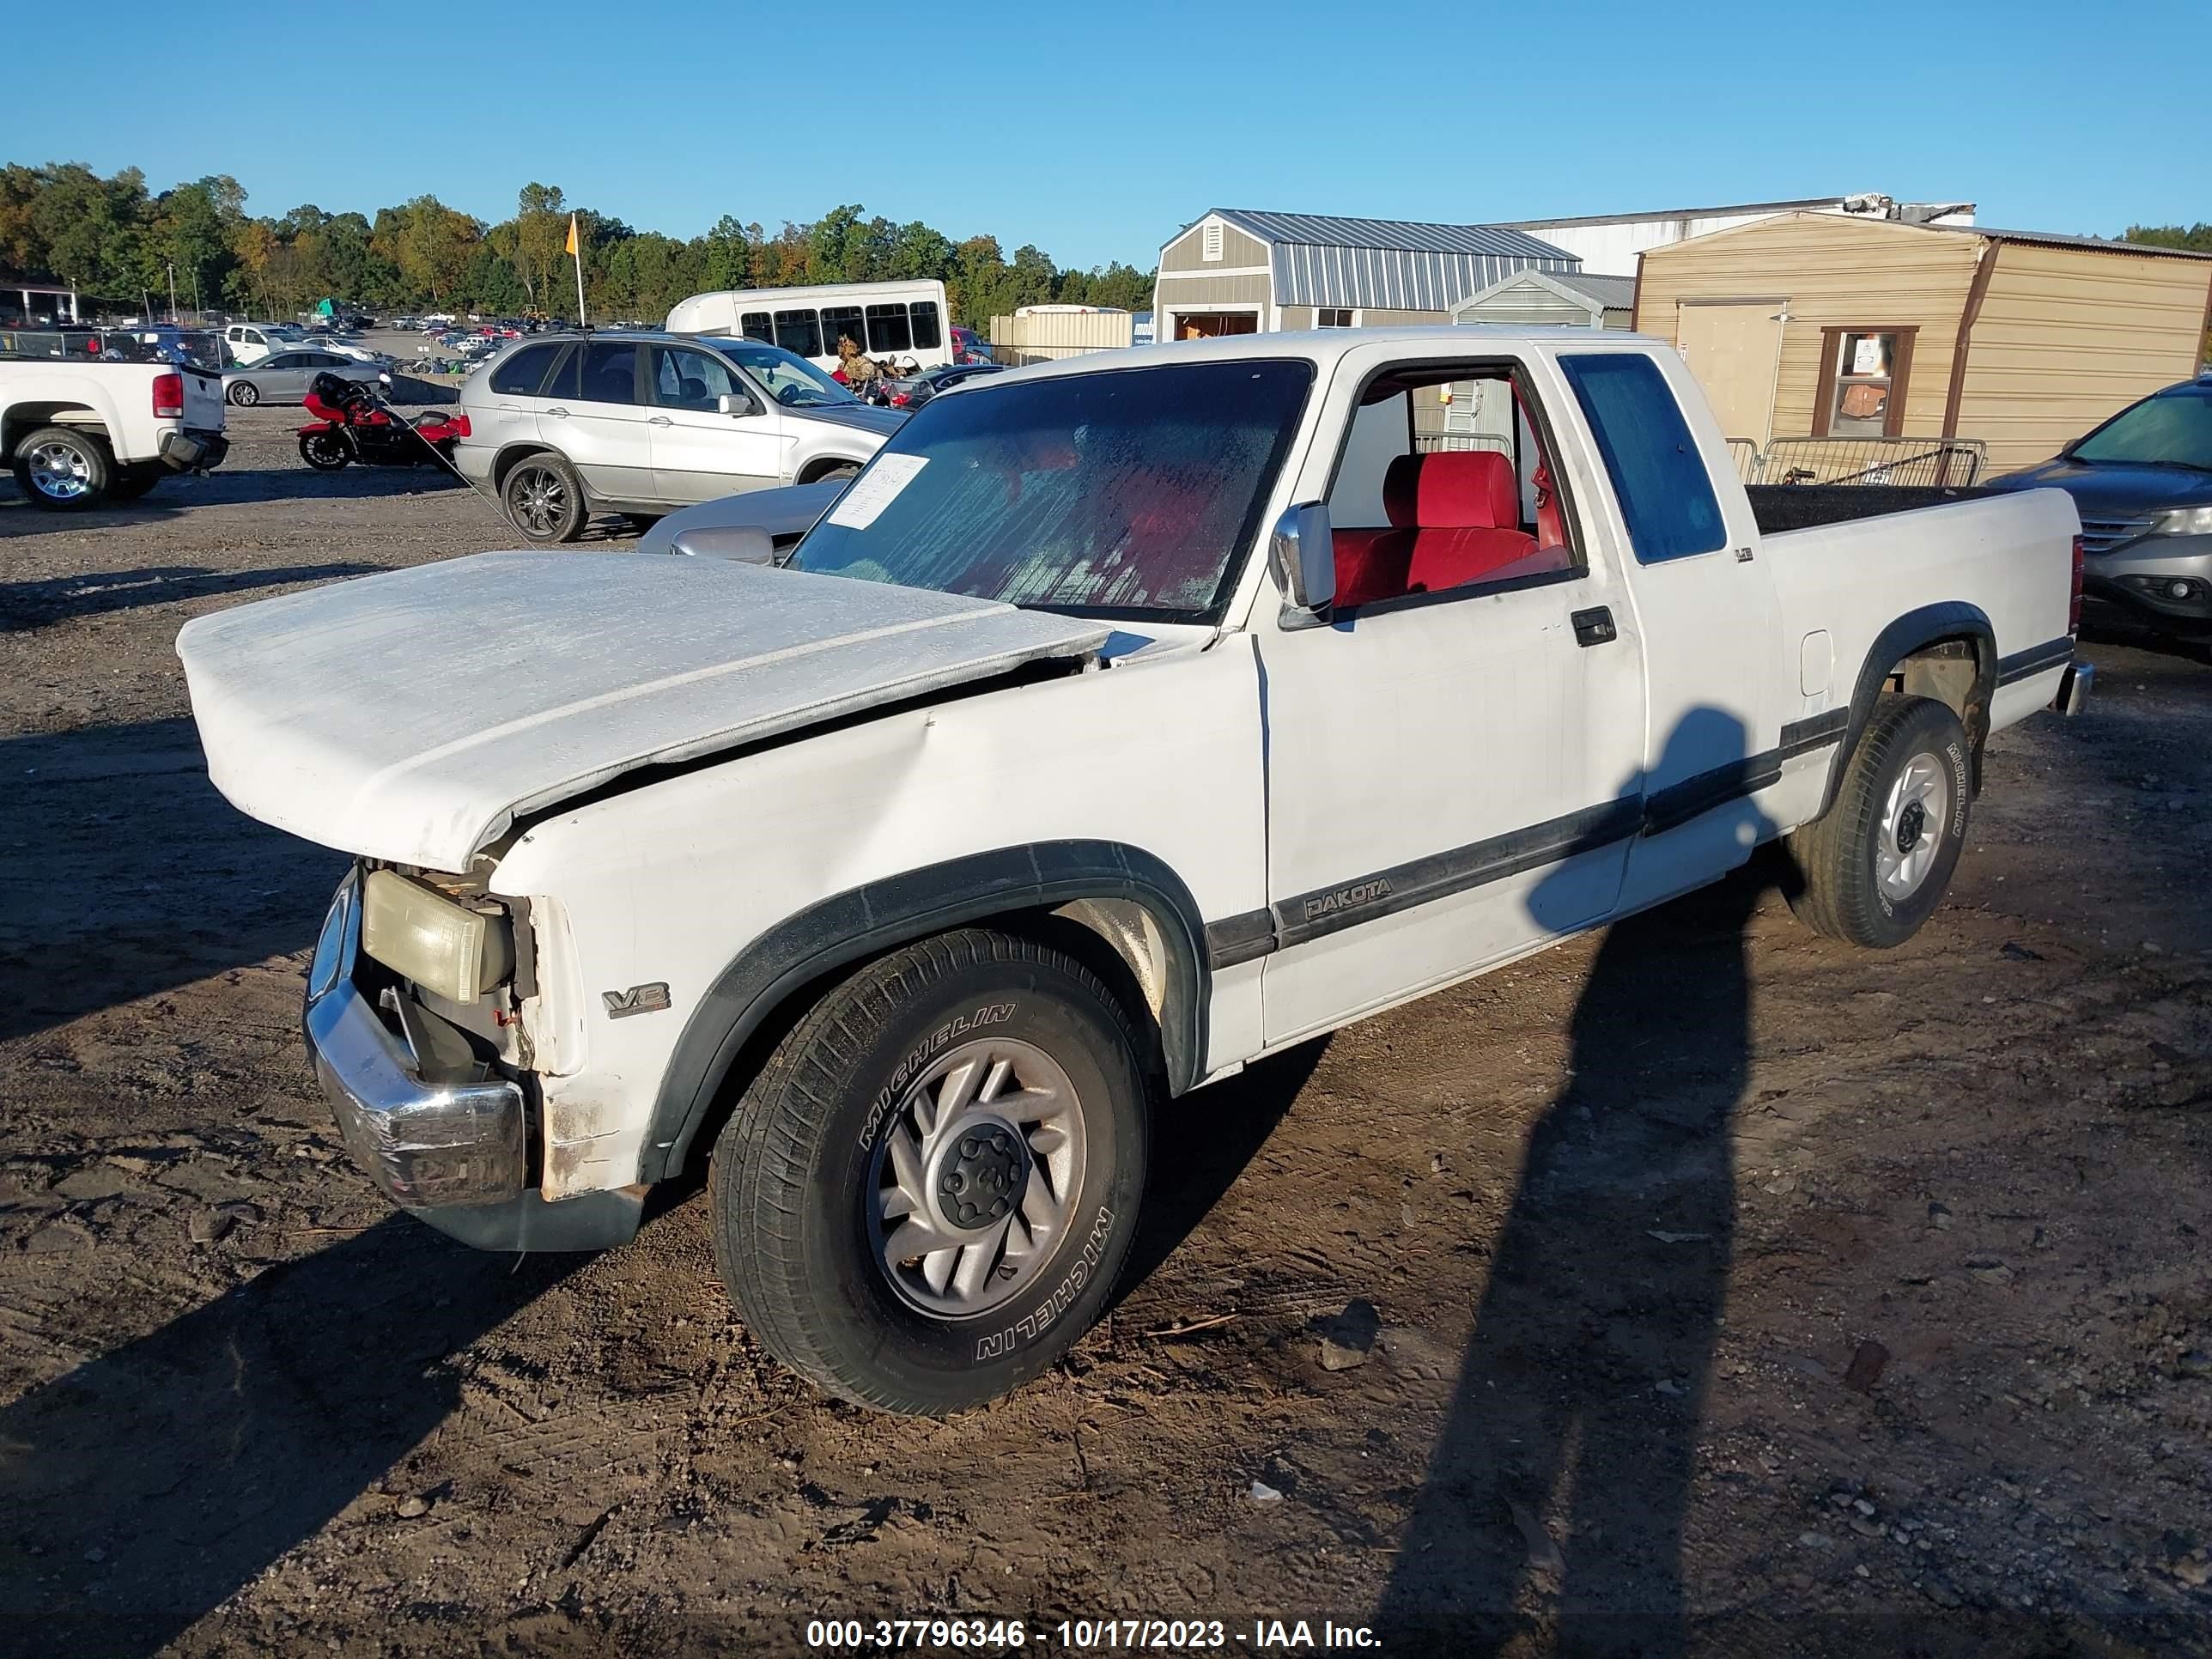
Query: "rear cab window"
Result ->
[[1559, 353, 1726, 564]]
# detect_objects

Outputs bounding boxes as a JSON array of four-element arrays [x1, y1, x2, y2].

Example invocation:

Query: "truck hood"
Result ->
[[177, 551, 1109, 871]]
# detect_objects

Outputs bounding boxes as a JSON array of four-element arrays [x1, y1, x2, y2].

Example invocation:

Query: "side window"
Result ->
[[578, 340, 640, 405], [264, 354, 301, 368], [774, 309, 823, 358], [489, 343, 557, 396], [820, 305, 866, 356], [1321, 362, 1582, 611], [1559, 353, 1726, 565], [865, 302, 912, 355], [908, 301, 942, 350], [650, 345, 743, 411], [739, 311, 774, 343], [538, 343, 580, 400]]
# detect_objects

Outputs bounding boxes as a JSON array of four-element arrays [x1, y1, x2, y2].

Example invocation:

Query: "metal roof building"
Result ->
[[1154, 208, 1577, 341], [1451, 268, 1638, 331]]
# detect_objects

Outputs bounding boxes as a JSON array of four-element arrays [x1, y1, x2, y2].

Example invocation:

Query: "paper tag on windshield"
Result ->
[[825, 453, 928, 530]]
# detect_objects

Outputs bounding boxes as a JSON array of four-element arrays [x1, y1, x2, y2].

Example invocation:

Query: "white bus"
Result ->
[[665, 280, 951, 371]]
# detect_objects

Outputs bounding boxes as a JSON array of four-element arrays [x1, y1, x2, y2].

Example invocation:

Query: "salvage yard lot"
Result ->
[[3, 430, 2211, 1656]]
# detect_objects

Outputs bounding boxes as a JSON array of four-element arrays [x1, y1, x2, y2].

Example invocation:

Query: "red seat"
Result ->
[[1331, 450, 1536, 606]]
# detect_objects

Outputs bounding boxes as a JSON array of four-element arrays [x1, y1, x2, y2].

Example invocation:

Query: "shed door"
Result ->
[[1673, 300, 1784, 444]]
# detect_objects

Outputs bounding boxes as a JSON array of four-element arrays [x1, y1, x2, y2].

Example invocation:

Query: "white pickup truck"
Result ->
[[179, 329, 2087, 1414], [3, 354, 228, 507]]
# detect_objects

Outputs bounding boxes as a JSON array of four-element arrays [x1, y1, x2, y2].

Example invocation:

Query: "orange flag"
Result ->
[[564, 212, 579, 257]]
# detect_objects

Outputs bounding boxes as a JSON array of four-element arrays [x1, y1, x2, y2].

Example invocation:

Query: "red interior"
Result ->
[[1333, 450, 1539, 607]]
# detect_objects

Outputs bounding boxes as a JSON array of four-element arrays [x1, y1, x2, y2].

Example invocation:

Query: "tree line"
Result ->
[[0, 163, 1158, 326]]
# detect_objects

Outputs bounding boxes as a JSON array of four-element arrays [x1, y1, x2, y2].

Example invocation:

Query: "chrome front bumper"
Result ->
[[305, 872, 527, 1210], [304, 873, 647, 1252]]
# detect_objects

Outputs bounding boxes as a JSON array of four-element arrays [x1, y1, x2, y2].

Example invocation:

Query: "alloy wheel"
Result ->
[[1876, 751, 1949, 899], [507, 466, 568, 537], [26, 440, 92, 501], [866, 1037, 1088, 1319]]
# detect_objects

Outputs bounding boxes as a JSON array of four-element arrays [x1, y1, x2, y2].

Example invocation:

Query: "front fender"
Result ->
[[638, 841, 1211, 1182]]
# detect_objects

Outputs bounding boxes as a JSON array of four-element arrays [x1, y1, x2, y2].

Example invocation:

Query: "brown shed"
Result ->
[[1632, 212, 2212, 473]]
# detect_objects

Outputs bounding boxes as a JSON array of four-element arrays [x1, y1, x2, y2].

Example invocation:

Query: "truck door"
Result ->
[[1254, 348, 1649, 1046], [1554, 349, 1785, 914]]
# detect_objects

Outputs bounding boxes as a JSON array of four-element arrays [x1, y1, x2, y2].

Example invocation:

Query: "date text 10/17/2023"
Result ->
[[804, 1618, 1382, 1650]]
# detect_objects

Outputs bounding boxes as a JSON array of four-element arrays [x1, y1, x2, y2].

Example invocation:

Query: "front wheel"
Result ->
[[228, 380, 259, 406], [808, 460, 861, 485], [712, 928, 1150, 1414], [1786, 694, 1972, 949], [299, 430, 351, 471]]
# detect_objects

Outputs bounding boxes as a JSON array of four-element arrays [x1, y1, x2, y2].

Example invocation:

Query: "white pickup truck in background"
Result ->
[[179, 327, 2087, 1416], [2, 352, 228, 507]]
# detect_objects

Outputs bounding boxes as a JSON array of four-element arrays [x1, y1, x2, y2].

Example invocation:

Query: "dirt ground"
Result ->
[[3, 415, 2210, 1658]]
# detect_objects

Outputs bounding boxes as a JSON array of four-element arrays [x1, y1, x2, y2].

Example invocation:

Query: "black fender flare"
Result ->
[[637, 840, 1211, 1182], [1820, 600, 1995, 817]]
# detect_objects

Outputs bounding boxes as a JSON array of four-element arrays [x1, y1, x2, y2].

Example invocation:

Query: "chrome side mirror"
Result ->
[[1268, 500, 1336, 626]]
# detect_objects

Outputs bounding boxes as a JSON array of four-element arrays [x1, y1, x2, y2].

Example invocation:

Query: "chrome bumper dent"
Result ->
[[305, 872, 526, 1210]]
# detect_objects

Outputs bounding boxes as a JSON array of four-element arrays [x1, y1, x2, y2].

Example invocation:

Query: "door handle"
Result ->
[[647, 415, 673, 427], [1571, 605, 1619, 647], [545, 406, 569, 418]]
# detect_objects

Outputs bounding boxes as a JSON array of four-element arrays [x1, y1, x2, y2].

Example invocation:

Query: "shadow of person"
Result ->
[[1377, 708, 1777, 1656], [0, 1216, 578, 1656]]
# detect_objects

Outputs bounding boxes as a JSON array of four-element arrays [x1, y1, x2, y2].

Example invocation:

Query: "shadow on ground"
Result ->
[[0, 720, 343, 1042], [0, 1216, 575, 1656]]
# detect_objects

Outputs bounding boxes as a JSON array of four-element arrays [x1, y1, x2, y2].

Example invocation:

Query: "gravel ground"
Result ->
[[2, 430, 2210, 1657]]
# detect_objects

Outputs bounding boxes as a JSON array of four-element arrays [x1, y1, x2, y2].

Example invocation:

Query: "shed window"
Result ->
[[1317, 307, 1355, 328], [1201, 222, 1224, 262], [1814, 327, 1917, 438]]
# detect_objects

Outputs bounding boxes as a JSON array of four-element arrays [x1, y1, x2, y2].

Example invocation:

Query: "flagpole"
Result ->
[[569, 212, 586, 327]]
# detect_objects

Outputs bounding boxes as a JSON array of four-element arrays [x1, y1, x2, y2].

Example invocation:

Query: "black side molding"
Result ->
[[640, 841, 1212, 1182], [1996, 636, 2075, 686]]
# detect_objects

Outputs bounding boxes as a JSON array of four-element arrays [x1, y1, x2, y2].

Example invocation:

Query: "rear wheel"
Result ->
[[1786, 694, 1972, 949], [712, 928, 1149, 1414], [13, 427, 112, 509], [228, 380, 259, 406], [501, 452, 587, 543]]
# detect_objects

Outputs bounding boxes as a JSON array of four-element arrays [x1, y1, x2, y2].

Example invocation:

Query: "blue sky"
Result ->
[[5, 0, 2205, 270]]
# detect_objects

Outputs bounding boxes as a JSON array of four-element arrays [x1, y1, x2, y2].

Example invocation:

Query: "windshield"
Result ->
[[704, 337, 853, 408], [787, 357, 1315, 621], [2072, 390, 2212, 470]]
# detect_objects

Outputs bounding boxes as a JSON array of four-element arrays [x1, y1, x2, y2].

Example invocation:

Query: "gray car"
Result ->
[[1984, 376, 2212, 641], [452, 331, 904, 544], [224, 351, 386, 407], [633, 479, 846, 559]]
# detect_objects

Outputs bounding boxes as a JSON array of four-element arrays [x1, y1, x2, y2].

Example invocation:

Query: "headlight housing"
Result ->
[[2150, 504, 2212, 537], [360, 869, 514, 1004]]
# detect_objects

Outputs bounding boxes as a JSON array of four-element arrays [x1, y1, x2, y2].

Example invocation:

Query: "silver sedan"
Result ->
[[223, 350, 387, 407]]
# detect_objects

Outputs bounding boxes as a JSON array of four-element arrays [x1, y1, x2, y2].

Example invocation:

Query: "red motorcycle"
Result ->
[[297, 373, 469, 471]]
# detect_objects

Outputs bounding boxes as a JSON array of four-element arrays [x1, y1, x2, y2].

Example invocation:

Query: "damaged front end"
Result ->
[[305, 866, 641, 1252]]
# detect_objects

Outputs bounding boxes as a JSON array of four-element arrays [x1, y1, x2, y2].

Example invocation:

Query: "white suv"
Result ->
[[454, 331, 903, 542]]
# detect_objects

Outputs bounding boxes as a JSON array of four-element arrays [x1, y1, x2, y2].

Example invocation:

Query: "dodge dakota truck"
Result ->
[[3, 348, 228, 507], [179, 329, 2087, 1414]]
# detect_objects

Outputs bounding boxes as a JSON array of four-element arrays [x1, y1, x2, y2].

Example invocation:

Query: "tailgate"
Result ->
[[179, 365, 224, 431]]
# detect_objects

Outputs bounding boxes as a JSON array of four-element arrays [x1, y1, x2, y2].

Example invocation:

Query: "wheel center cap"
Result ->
[[933, 1120, 1027, 1231], [1896, 800, 1926, 855]]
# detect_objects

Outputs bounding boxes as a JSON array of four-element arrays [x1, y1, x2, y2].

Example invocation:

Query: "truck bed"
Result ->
[[1747, 484, 2000, 536]]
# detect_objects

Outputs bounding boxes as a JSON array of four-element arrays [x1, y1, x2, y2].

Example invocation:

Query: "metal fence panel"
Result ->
[[1754, 436, 1988, 488]]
